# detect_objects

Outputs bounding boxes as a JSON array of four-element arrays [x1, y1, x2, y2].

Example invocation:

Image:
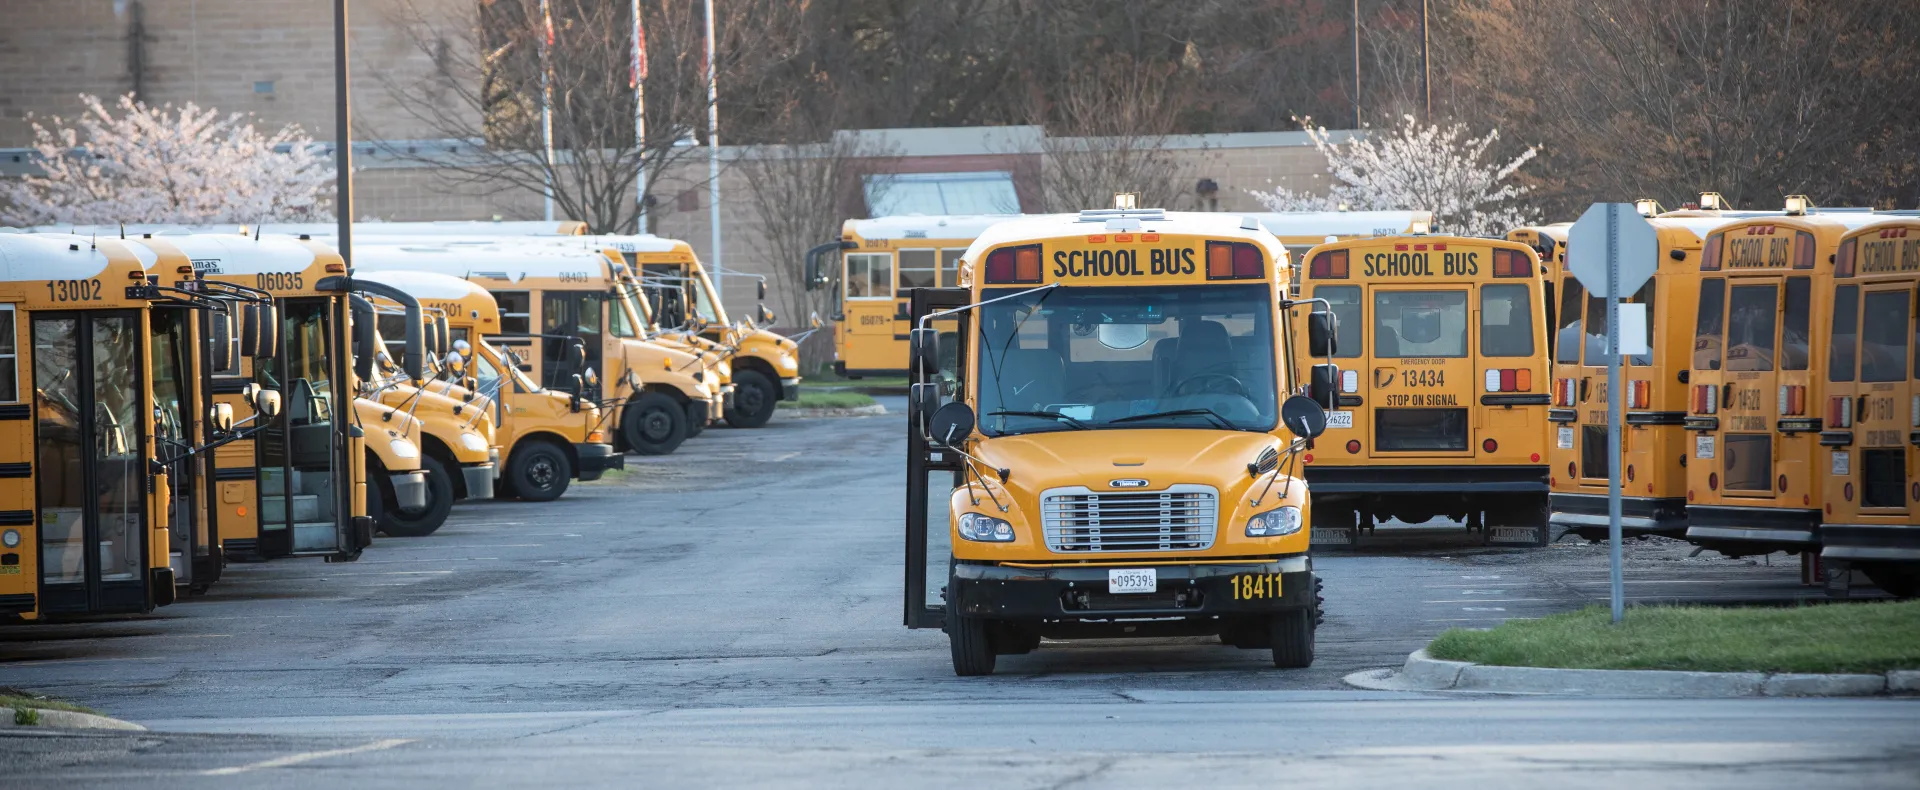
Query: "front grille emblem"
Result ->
[[1109, 479, 1149, 488]]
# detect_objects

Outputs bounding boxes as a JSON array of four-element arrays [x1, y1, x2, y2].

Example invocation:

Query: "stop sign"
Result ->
[[1566, 203, 1659, 299]]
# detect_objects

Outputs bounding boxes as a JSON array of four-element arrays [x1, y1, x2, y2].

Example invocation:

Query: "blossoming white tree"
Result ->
[[1251, 115, 1538, 237], [0, 94, 335, 226]]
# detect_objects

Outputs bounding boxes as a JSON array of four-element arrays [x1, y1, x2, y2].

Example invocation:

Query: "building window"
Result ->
[[864, 171, 1019, 216]]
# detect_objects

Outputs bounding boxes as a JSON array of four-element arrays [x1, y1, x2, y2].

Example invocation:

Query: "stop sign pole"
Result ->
[[1568, 204, 1658, 623]]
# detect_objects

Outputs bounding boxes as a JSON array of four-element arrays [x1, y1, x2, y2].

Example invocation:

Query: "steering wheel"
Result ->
[[1170, 373, 1250, 399]]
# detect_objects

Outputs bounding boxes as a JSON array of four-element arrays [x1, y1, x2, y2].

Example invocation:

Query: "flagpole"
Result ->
[[704, 0, 723, 290], [539, 0, 555, 222], [632, 0, 648, 234]]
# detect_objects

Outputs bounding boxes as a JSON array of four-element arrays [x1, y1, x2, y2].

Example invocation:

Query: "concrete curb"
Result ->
[[1342, 648, 1913, 698], [1, 708, 146, 731], [776, 404, 887, 418]]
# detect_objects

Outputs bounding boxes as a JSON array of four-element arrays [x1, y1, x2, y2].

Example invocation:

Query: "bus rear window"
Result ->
[[1374, 290, 1467, 358], [1555, 278, 1584, 364], [1479, 284, 1534, 357], [1861, 290, 1911, 382], [1723, 434, 1772, 491], [1628, 280, 1654, 366], [1693, 279, 1725, 371], [1725, 284, 1777, 372], [1583, 291, 1609, 364], [1313, 285, 1362, 359], [1829, 285, 1858, 382]]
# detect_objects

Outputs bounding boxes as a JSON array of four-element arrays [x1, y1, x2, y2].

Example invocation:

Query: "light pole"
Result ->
[[1420, 0, 1431, 122], [704, 0, 724, 292], [333, 0, 352, 265], [1352, 0, 1361, 129]]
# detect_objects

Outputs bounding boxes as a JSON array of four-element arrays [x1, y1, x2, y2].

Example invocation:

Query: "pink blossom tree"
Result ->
[[1, 94, 335, 226]]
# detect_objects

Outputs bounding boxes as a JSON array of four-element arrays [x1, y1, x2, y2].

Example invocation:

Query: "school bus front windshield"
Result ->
[[975, 284, 1278, 435]]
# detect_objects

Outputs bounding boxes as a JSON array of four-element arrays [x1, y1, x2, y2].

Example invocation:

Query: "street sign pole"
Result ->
[[1605, 206, 1625, 624]]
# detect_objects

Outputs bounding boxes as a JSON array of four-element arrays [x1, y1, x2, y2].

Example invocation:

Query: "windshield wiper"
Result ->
[[1108, 408, 1235, 430], [987, 409, 1090, 430]]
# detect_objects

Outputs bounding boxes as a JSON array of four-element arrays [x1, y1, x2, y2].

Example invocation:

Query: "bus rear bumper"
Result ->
[[1821, 524, 1920, 563], [1551, 493, 1687, 538], [1303, 465, 1547, 494], [950, 556, 1314, 623], [1685, 505, 1819, 555], [574, 442, 623, 482], [0, 593, 35, 617]]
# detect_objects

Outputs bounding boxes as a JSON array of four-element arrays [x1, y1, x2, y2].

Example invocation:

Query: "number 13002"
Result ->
[[47, 279, 104, 302]]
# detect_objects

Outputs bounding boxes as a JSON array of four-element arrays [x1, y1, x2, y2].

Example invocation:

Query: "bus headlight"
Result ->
[[389, 439, 420, 459], [1246, 506, 1302, 537], [1, 529, 19, 548], [459, 433, 488, 453], [958, 512, 1015, 542]]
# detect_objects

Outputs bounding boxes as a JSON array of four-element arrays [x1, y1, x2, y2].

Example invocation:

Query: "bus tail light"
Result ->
[[1206, 241, 1264, 280], [1627, 380, 1650, 409], [1341, 369, 1358, 393], [1691, 384, 1719, 415], [1484, 369, 1533, 392], [1491, 248, 1528, 277], [1700, 233, 1723, 271], [1483, 438, 1499, 453], [983, 244, 1043, 284], [1835, 238, 1857, 278], [1554, 378, 1577, 407], [1911, 395, 1919, 427], [1778, 385, 1806, 416], [1828, 397, 1851, 428], [1794, 231, 1815, 269], [1309, 249, 1349, 279]]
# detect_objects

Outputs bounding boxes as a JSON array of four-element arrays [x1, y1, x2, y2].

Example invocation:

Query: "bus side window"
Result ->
[[1479, 284, 1535, 357], [0, 304, 17, 401], [497, 291, 531, 335], [1312, 285, 1362, 359], [1828, 285, 1858, 382], [898, 249, 938, 289], [1693, 279, 1725, 371], [1555, 279, 1585, 364], [940, 249, 965, 287], [1781, 277, 1810, 371]]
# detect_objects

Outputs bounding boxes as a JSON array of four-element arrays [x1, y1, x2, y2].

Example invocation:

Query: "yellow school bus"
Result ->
[[353, 307, 499, 537], [358, 270, 622, 501], [1818, 217, 1919, 597], [127, 232, 429, 561], [1682, 204, 1884, 558], [1296, 233, 1552, 546], [902, 205, 1338, 675], [347, 242, 717, 455], [813, 215, 1019, 378]]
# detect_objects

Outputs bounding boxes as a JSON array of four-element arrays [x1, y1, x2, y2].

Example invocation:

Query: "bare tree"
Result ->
[[1031, 59, 1196, 212]]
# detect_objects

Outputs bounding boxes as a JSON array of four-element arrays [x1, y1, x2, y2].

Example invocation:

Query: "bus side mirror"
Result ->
[[583, 366, 599, 389], [809, 311, 823, 330], [353, 311, 377, 383], [1281, 394, 1329, 439], [1307, 310, 1339, 358], [569, 373, 584, 400], [927, 401, 975, 447], [910, 328, 940, 378], [1309, 364, 1340, 410], [758, 305, 775, 325], [435, 316, 451, 359], [253, 388, 283, 421], [568, 341, 586, 370], [240, 303, 279, 359], [444, 351, 465, 376], [757, 280, 767, 301], [209, 310, 236, 372], [207, 403, 235, 433], [910, 382, 940, 432]]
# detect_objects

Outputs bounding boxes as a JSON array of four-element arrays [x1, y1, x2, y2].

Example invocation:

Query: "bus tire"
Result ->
[[380, 455, 453, 538], [1861, 563, 1919, 599], [623, 392, 688, 456], [1269, 608, 1315, 668], [507, 441, 572, 503], [685, 401, 707, 438], [725, 369, 779, 429], [948, 614, 997, 676]]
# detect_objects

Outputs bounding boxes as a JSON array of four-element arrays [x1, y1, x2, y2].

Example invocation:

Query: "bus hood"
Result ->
[[973, 429, 1283, 499]]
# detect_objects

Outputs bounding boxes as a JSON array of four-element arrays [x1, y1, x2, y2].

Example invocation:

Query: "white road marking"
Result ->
[[1423, 598, 1555, 604], [1460, 607, 1507, 612], [1459, 575, 1502, 579], [201, 738, 414, 776]]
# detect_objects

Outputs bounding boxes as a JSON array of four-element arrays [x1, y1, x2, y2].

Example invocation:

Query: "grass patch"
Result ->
[[776, 391, 877, 410], [1428, 601, 1920, 674], [1, 688, 98, 717]]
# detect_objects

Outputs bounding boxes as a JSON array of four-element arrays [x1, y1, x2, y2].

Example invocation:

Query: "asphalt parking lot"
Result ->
[[4, 406, 1914, 788]]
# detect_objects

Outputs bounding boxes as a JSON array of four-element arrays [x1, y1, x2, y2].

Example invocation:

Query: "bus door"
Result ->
[[1825, 279, 1915, 517], [902, 286, 970, 631], [640, 263, 690, 330], [841, 251, 898, 372], [1717, 277, 1786, 500], [32, 311, 153, 614], [149, 306, 207, 590], [253, 298, 353, 558], [540, 291, 605, 391], [1367, 285, 1475, 459]]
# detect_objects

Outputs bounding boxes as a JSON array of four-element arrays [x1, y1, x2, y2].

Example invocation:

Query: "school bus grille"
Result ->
[[1040, 485, 1218, 553]]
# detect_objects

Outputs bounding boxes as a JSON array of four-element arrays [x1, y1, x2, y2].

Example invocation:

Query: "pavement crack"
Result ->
[[1044, 756, 1118, 789], [511, 710, 658, 740]]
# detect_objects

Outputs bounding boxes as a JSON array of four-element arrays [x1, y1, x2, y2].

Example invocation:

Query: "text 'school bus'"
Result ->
[[1682, 205, 1885, 560], [1817, 217, 1920, 598], [1296, 233, 1552, 547], [345, 242, 718, 456], [1526, 215, 1738, 541], [127, 233, 431, 563], [1251, 211, 1437, 294], [902, 205, 1341, 676], [808, 215, 1020, 378], [357, 270, 622, 502]]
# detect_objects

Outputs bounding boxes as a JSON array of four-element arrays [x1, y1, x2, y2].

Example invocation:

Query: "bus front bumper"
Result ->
[[391, 471, 429, 511], [781, 377, 801, 401], [1685, 505, 1820, 555], [459, 463, 497, 500], [574, 442, 623, 482], [1551, 493, 1688, 538], [950, 556, 1313, 621], [1821, 524, 1920, 563]]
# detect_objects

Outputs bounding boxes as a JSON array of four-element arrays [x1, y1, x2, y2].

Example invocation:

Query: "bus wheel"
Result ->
[[1269, 608, 1315, 668], [1861, 564, 1919, 599], [684, 402, 707, 438], [508, 441, 573, 503], [623, 393, 688, 455], [380, 456, 454, 538], [947, 605, 998, 676], [725, 370, 779, 429]]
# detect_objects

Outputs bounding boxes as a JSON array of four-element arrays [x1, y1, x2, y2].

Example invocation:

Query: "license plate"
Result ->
[[1488, 526, 1538, 544], [1696, 435, 1716, 459], [1557, 427, 1574, 449], [1326, 410, 1354, 429], [1229, 573, 1284, 601], [1831, 451, 1850, 476], [0, 566, 18, 575], [1107, 568, 1156, 594]]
